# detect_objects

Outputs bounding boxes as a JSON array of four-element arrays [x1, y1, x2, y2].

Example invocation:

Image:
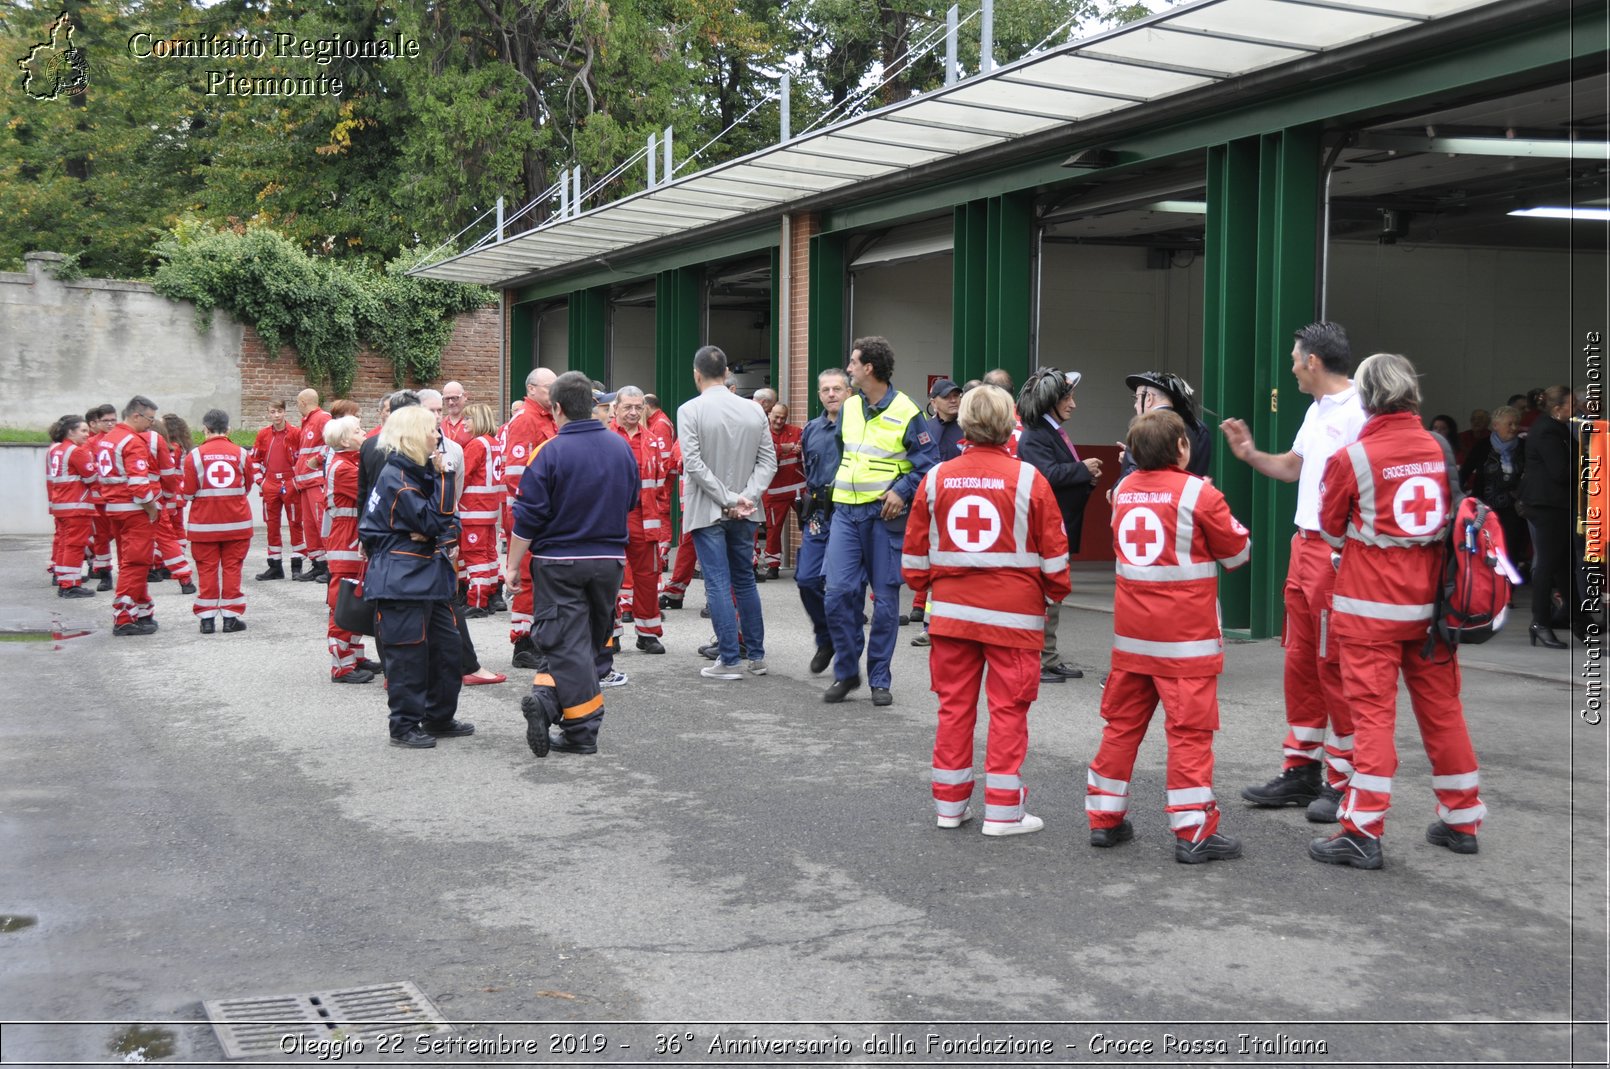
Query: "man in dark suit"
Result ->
[[1016, 369, 1103, 683]]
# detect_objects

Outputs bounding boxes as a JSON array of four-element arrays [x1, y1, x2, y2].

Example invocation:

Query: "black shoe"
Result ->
[[909, 607, 924, 625], [521, 690, 555, 757], [177, 581, 196, 595], [692, 567, 703, 580], [823, 676, 861, 703], [620, 609, 634, 623], [310, 564, 329, 582], [753, 568, 769, 583], [700, 606, 711, 619], [1177, 832, 1244, 864], [333, 669, 375, 684], [291, 567, 316, 582], [222, 617, 245, 633], [462, 605, 491, 619], [1241, 763, 1322, 807], [636, 636, 666, 655], [1306, 784, 1342, 823], [1048, 662, 1084, 679], [487, 592, 508, 613], [809, 646, 833, 675], [898, 613, 911, 626], [58, 585, 94, 599], [699, 640, 747, 660], [1309, 830, 1382, 869], [199, 618, 215, 634], [138, 618, 158, 633], [96, 569, 113, 591], [290, 560, 304, 577], [255, 561, 285, 581], [1426, 819, 1479, 855], [871, 688, 893, 707], [512, 637, 544, 670], [660, 595, 683, 610], [1039, 668, 1066, 684], [1089, 820, 1134, 848], [389, 729, 437, 749], [422, 718, 475, 738], [148, 566, 169, 582], [114, 622, 153, 637], [549, 734, 598, 755], [355, 658, 384, 675], [765, 565, 779, 580], [1529, 624, 1568, 649]]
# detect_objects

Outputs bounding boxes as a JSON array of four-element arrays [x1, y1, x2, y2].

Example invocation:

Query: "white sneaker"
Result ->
[[598, 670, 628, 688], [747, 659, 768, 676], [701, 661, 743, 680], [937, 808, 970, 829], [981, 813, 1045, 837]]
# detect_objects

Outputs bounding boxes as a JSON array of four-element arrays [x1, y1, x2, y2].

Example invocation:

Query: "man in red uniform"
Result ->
[[83, 404, 118, 590], [611, 387, 671, 654], [903, 385, 1070, 837], [501, 367, 558, 668], [756, 402, 804, 580], [293, 387, 331, 583], [250, 399, 303, 580], [1309, 352, 1486, 869], [141, 421, 196, 594], [1085, 410, 1252, 864], [439, 381, 473, 446], [645, 394, 677, 574], [96, 396, 163, 635], [47, 414, 97, 597], [181, 409, 256, 633]]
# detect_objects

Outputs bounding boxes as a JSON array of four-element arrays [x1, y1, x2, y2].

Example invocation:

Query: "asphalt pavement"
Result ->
[[0, 538, 1604, 1067]]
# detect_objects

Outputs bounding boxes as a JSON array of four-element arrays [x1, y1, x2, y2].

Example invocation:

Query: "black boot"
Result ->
[[96, 567, 113, 592], [513, 635, 544, 670], [256, 560, 285, 581], [488, 586, 507, 614], [1240, 763, 1322, 807], [290, 558, 304, 579]]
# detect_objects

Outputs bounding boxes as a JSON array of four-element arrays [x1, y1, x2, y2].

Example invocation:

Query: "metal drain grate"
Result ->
[[203, 980, 450, 1060]]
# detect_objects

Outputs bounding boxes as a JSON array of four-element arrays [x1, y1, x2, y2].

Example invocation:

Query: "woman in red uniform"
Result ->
[[46, 414, 98, 597], [323, 415, 380, 684], [458, 404, 506, 617], [902, 385, 1070, 837]]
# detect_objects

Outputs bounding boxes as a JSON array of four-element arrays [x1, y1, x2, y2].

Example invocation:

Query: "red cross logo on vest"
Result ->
[[1117, 506, 1166, 566], [946, 495, 1001, 552], [205, 459, 237, 489], [96, 449, 113, 477], [1393, 476, 1444, 536]]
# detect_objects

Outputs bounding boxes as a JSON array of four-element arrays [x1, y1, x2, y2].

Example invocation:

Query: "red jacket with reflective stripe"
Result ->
[[94, 424, 158, 510], [251, 422, 300, 482], [499, 406, 556, 494], [47, 442, 97, 516], [766, 424, 805, 496], [1109, 466, 1250, 677], [901, 444, 1071, 651], [182, 436, 256, 541], [143, 431, 182, 505], [294, 408, 330, 490], [1319, 411, 1451, 642], [613, 421, 670, 537], [321, 449, 364, 566], [459, 434, 506, 525]]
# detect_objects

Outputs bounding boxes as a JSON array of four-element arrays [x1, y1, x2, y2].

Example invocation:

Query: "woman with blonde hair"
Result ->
[[359, 405, 470, 747], [458, 403, 506, 617], [323, 415, 380, 683]]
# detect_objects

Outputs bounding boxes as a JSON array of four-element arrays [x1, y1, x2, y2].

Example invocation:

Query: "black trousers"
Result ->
[[1528, 507, 1574, 628], [452, 601, 481, 673], [532, 557, 623, 746], [376, 599, 463, 737]]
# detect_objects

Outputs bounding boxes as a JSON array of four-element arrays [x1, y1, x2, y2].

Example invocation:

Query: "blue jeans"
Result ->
[[794, 511, 831, 651], [692, 519, 765, 665], [825, 501, 902, 688]]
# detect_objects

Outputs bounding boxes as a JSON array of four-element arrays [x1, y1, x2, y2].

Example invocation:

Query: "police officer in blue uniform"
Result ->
[[796, 367, 851, 675]]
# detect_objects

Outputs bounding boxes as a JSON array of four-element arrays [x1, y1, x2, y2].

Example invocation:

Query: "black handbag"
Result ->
[[333, 578, 376, 636]]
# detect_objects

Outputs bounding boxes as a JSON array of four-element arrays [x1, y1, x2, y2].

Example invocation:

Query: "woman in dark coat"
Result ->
[[1460, 404, 1528, 576], [1518, 386, 1577, 648], [359, 405, 471, 746]]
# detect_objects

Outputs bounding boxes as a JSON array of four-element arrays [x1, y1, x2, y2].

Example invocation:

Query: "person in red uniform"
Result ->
[[140, 418, 196, 594], [501, 367, 558, 667], [181, 410, 256, 633], [293, 387, 332, 583], [97, 396, 164, 635], [645, 394, 677, 584], [611, 387, 671, 653], [320, 415, 380, 682], [46, 414, 97, 598], [250, 399, 304, 580], [82, 404, 118, 590], [660, 440, 701, 610], [756, 402, 804, 580], [439, 381, 474, 446], [902, 384, 1070, 837], [459, 403, 506, 618], [162, 414, 194, 559], [1085, 410, 1252, 864], [1309, 352, 1487, 870]]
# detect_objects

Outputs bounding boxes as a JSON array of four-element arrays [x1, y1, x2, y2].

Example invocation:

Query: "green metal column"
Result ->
[[654, 266, 704, 421], [567, 286, 609, 384], [508, 301, 536, 407], [952, 201, 987, 384], [1203, 125, 1321, 637], [985, 191, 1033, 385], [806, 232, 845, 418]]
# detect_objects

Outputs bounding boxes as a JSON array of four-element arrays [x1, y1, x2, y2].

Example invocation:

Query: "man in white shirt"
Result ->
[[1220, 322, 1367, 823]]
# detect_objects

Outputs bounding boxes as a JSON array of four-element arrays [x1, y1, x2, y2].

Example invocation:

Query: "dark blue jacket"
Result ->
[[926, 413, 965, 462], [359, 452, 459, 601], [512, 420, 639, 559]]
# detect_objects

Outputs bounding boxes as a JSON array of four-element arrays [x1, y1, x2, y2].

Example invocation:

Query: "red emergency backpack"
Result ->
[[1425, 495, 1516, 657]]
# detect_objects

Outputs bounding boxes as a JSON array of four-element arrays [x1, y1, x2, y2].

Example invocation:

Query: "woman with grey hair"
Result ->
[[1309, 352, 1486, 870]]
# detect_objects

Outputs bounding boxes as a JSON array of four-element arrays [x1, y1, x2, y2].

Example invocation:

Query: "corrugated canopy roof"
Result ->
[[411, 0, 1504, 287]]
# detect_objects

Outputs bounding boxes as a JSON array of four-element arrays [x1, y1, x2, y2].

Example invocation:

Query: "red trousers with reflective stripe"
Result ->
[[192, 538, 249, 619], [1282, 534, 1352, 777], [150, 509, 192, 580], [1088, 670, 1221, 841], [460, 524, 497, 609], [90, 507, 112, 571], [929, 636, 1038, 825], [1338, 638, 1483, 839], [300, 487, 326, 561], [51, 516, 93, 587], [110, 511, 156, 626], [261, 476, 302, 560], [325, 568, 368, 677], [625, 534, 663, 637], [756, 494, 794, 568], [663, 530, 698, 598]]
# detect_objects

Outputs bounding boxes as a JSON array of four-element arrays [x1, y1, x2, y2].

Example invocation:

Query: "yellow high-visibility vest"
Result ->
[[832, 389, 922, 505]]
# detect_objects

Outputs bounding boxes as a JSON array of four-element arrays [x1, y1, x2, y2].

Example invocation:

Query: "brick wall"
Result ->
[[238, 304, 504, 422]]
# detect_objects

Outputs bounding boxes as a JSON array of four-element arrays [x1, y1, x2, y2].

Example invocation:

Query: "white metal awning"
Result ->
[[411, 0, 1506, 287]]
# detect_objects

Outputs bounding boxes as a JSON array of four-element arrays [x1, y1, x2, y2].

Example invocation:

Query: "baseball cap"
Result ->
[[592, 389, 617, 404], [929, 378, 962, 399]]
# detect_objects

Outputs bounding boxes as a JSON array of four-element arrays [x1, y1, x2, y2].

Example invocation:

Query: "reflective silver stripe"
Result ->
[[834, 475, 895, 493], [504, 464, 527, 477], [1166, 786, 1215, 806], [932, 767, 973, 785], [1325, 732, 1355, 751], [641, 478, 663, 489], [1087, 770, 1128, 794], [902, 554, 929, 570], [1168, 810, 1207, 830], [1333, 595, 1434, 622], [1219, 543, 1251, 569], [192, 488, 247, 498], [1115, 561, 1217, 582], [1436, 803, 1487, 825], [459, 509, 500, 521], [1012, 461, 1033, 561], [633, 615, 662, 629], [1290, 726, 1325, 742], [1175, 475, 1204, 565], [186, 520, 254, 532], [768, 479, 805, 493], [326, 508, 358, 518], [1112, 634, 1221, 658], [105, 502, 147, 512], [326, 549, 364, 562], [642, 519, 663, 530], [928, 599, 1046, 631], [1348, 442, 1377, 540], [1041, 554, 1068, 574], [929, 549, 1044, 568], [1084, 795, 1128, 812], [985, 773, 1021, 791], [1350, 772, 1393, 794], [1325, 756, 1355, 776], [1284, 744, 1322, 758], [49, 503, 96, 512], [1432, 771, 1479, 790], [936, 799, 968, 818], [843, 441, 903, 459], [983, 804, 1023, 822], [97, 476, 131, 484], [1343, 521, 1445, 550]]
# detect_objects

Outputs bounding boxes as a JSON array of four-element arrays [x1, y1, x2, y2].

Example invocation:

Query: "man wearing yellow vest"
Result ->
[[823, 336, 939, 706]]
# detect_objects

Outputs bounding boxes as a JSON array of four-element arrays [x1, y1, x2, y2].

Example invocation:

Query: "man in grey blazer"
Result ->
[[678, 345, 777, 678]]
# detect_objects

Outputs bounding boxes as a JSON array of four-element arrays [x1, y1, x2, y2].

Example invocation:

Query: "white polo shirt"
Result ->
[[1291, 384, 1366, 531]]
